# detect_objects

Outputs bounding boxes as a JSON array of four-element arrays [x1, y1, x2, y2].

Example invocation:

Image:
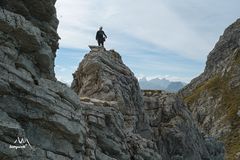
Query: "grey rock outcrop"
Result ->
[[0, 0, 59, 80], [72, 46, 224, 160], [0, 0, 225, 160], [71, 46, 150, 136], [0, 1, 160, 159], [0, 1, 88, 160], [143, 90, 224, 160], [180, 19, 240, 160]]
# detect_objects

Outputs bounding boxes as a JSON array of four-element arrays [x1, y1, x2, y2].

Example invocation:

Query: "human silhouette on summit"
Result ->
[[96, 27, 107, 47]]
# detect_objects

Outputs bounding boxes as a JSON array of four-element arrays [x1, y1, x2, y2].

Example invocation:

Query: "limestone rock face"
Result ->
[[143, 90, 224, 160], [0, 1, 87, 160], [71, 46, 150, 134], [79, 97, 162, 160], [0, 0, 226, 159], [72, 47, 224, 160], [180, 19, 240, 160], [0, 0, 59, 80]]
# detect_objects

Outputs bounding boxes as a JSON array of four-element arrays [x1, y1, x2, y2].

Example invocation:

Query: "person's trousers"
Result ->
[[98, 41, 104, 47]]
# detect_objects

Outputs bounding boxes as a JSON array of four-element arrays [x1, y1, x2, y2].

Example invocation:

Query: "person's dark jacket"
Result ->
[[96, 30, 107, 42]]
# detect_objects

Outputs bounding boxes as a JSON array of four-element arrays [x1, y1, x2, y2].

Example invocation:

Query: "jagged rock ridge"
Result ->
[[71, 46, 151, 136], [180, 19, 240, 160], [0, 1, 225, 160], [72, 46, 224, 160]]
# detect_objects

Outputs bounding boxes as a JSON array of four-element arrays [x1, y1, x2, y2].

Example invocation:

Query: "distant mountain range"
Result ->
[[139, 77, 187, 92]]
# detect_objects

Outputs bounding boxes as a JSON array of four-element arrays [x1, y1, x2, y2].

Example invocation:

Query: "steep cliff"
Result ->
[[143, 90, 224, 160], [0, 1, 88, 160], [72, 46, 224, 160], [180, 19, 240, 160], [71, 46, 150, 136], [0, 0, 59, 80], [0, 1, 225, 160]]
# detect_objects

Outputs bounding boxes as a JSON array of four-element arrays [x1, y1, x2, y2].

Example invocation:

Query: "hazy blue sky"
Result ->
[[55, 0, 240, 84]]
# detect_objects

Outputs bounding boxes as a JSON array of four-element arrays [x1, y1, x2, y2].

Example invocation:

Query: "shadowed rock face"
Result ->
[[0, 0, 59, 80], [143, 90, 224, 160], [0, 1, 225, 160], [180, 19, 240, 160], [0, 1, 88, 160]]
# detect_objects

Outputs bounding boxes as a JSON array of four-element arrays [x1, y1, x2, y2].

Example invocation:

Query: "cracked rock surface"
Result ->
[[0, 1, 225, 160], [180, 19, 240, 160], [72, 47, 224, 160]]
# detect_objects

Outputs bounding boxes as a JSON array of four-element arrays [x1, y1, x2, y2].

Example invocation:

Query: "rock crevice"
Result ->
[[71, 46, 224, 160], [0, 1, 226, 160]]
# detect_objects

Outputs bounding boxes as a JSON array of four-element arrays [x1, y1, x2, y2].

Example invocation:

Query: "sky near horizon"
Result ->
[[55, 0, 240, 85]]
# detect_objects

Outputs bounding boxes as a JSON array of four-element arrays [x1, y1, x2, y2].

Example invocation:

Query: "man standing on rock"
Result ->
[[96, 27, 107, 47]]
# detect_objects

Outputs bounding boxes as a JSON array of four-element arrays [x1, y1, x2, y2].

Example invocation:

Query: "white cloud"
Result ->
[[56, 75, 71, 86], [55, 64, 78, 86], [55, 0, 240, 85], [55, 65, 67, 72], [56, 0, 239, 60]]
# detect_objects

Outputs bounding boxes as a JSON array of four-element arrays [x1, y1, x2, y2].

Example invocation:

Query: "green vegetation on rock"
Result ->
[[184, 76, 221, 111], [234, 48, 240, 64], [183, 70, 240, 160]]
